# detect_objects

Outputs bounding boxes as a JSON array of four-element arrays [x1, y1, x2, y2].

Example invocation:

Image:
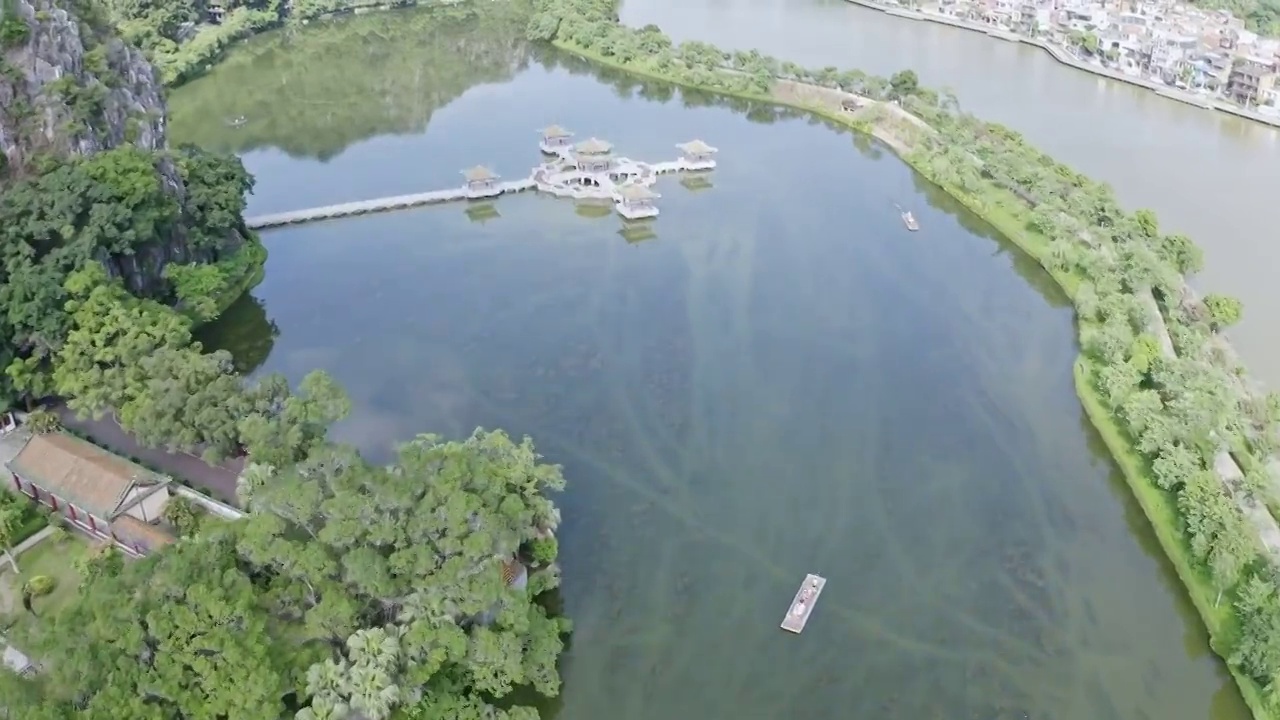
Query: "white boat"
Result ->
[[780, 574, 827, 633]]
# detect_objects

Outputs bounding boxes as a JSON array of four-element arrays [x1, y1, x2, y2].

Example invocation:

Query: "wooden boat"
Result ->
[[902, 211, 920, 231], [780, 574, 827, 634]]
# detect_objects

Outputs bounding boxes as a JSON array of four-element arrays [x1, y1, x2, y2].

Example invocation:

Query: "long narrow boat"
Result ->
[[780, 574, 827, 634], [902, 211, 920, 231]]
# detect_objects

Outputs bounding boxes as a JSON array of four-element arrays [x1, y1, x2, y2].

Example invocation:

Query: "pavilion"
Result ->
[[615, 184, 660, 220], [462, 166, 501, 199], [539, 125, 574, 154], [6, 431, 175, 557], [573, 137, 614, 174], [677, 140, 719, 169]]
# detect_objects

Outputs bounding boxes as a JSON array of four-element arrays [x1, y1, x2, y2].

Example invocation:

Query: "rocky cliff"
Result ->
[[0, 0, 169, 166], [0, 0, 248, 297]]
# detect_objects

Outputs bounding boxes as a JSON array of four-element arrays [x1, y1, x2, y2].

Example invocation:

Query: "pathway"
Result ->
[[244, 138, 717, 229], [51, 404, 243, 506]]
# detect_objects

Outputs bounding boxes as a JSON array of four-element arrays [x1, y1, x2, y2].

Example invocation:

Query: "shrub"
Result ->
[[23, 574, 55, 597], [526, 536, 558, 566]]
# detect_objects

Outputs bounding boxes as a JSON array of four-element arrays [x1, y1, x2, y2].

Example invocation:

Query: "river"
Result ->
[[171, 3, 1248, 718], [617, 0, 1280, 389]]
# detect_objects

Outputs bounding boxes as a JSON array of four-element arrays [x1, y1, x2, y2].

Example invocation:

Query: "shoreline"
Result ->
[[840, 0, 1280, 129], [550, 33, 1274, 720]]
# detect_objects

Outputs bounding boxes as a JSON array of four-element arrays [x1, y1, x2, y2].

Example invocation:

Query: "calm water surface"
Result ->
[[173, 6, 1247, 719], [619, 0, 1280, 387]]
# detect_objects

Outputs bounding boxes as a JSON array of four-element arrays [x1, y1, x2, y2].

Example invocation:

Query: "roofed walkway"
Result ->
[[244, 130, 718, 230]]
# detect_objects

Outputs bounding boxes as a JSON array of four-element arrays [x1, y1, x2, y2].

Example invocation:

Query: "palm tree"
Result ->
[[346, 663, 400, 720]]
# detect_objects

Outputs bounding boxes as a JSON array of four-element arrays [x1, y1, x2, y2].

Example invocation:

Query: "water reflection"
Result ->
[[169, 1, 532, 159]]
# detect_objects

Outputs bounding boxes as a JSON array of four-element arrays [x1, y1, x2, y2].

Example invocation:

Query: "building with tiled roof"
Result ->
[[6, 432, 175, 556]]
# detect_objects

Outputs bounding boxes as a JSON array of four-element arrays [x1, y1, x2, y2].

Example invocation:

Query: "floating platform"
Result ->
[[781, 574, 826, 634]]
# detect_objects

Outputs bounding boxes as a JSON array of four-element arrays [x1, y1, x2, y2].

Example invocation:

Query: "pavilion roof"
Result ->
[[541, 124, 573, 139], [617, 184, 659, 201], [7, 432, 168, 519], [678, 139, 718, 155], [574, 137, 613, 155], [462, 166, 499, 182]]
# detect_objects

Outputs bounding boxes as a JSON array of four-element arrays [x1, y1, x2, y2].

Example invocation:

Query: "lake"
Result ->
[[172, 4, 1247, 718], [617, 0, 1280, 390]]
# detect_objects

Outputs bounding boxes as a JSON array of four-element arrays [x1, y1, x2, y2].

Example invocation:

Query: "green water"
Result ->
[[173, 5, 1248, 719]]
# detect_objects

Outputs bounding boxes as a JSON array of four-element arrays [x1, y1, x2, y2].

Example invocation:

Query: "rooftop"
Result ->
[[462, 165, 499, 183], [574, 137, 614, 155], [541, 124, 573, 138], [7, 432, 169, 519], [617, 184, 660, 201], [678, 139, 719, 155]]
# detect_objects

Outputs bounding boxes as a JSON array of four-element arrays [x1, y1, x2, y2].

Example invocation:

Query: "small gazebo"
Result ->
[[539, 125, 574, 154], [615, 184, 660, 220], [677, 140, 718, 168], [574, 137, 614, 174], [462, 166, 501, 199]]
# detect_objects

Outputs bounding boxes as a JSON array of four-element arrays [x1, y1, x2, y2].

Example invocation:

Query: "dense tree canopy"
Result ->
[[0, 144, 258, 409], [6, 430, 568, 719]]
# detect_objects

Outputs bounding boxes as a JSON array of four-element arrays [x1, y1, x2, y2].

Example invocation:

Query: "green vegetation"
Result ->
[[1191, 0, 1280, 35], [2, 208, 569, 718], [529, 0, 1280, 717], [0, 535, 90, 638], [0, 144, 260, 411], [1, 7, 569, 716], [102, 0, 484, 85], [168, 0, 532, 158]]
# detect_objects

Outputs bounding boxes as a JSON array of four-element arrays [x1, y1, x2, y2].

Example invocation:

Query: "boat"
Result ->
[[901, 211, 919, 231], [226, 115, 247, 128], [780, 574, 827, 634]]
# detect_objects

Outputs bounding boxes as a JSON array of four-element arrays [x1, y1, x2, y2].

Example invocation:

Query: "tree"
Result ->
[[1209, 522, 1254, 606], [163, 495, 204, 537], [240, 430, 568, 719], [238, 369, 351, 468], [888, 69, 919, 100], [118, 346, 248, 461], [0, 500, 23, 573], [1203, 293, 1244, 331], [53, 264, 193, 419], [18, 537, 296, 717]]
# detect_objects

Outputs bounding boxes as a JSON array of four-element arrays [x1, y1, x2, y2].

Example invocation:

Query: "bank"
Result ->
[[540, 7, 1277, 720], [838, 0, 1280, 129]]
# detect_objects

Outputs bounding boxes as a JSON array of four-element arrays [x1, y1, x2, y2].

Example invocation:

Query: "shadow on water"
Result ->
[[195, 293, 280, 375]]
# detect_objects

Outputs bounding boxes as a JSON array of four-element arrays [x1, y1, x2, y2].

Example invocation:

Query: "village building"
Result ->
[[462, 166, 502, 199], [6, 432, 175, 557], [1226, 55, 1279, 106]]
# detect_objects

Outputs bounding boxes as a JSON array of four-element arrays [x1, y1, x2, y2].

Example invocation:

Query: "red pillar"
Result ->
[[48, 494, 58, 511], [88, 515, 97, 533]]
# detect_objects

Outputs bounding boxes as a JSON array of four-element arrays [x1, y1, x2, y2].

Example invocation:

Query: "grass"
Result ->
[[551, 39, 1277, 720], [0, 534, 93, 641]]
